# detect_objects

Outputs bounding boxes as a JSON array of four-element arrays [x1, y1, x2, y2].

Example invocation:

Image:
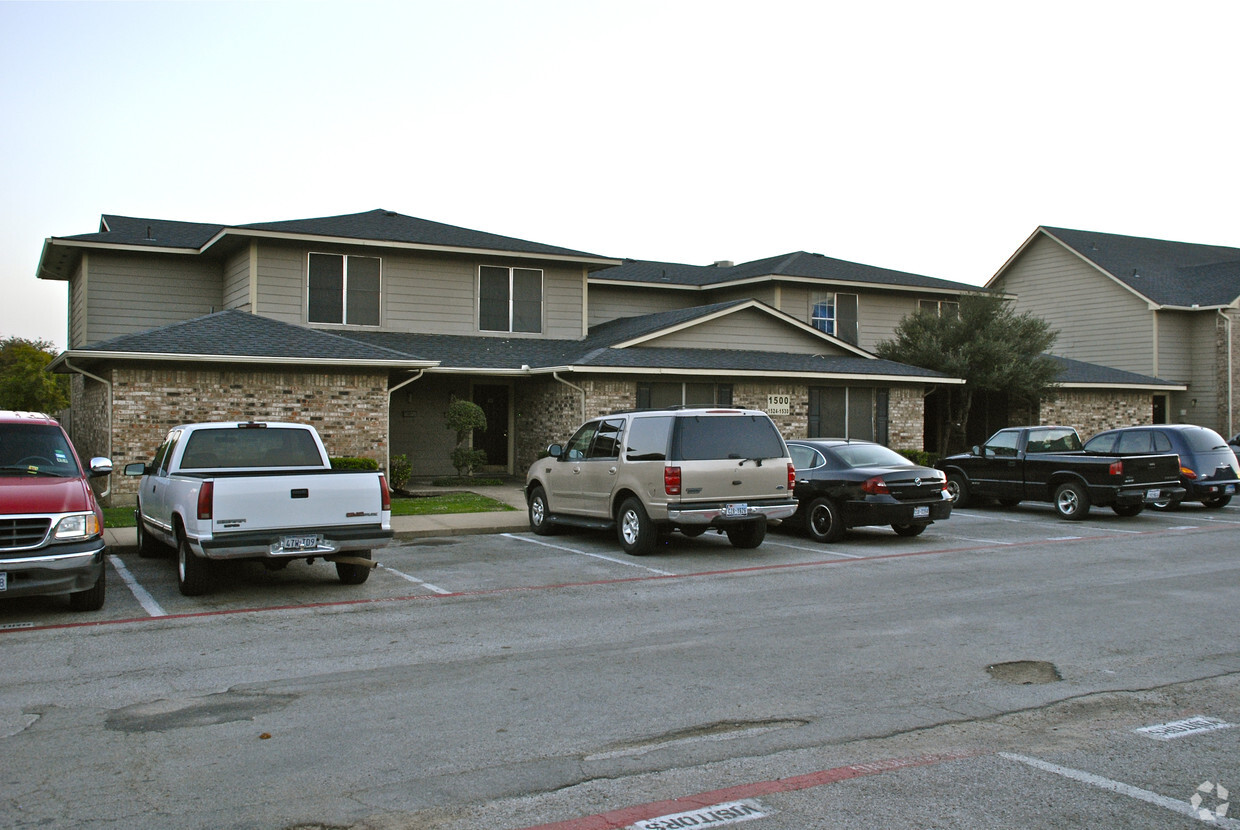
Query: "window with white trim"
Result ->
[[918, 299, 959, 319], [307, 253, 381, 326], [479, 265, 542, 333], [810, 292, 858, 343]]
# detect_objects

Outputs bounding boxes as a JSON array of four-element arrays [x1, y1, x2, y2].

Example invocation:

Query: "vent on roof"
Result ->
[[713, 260, 734, 268], [384, 211, 397, 217], [145, 226, 155, 241]]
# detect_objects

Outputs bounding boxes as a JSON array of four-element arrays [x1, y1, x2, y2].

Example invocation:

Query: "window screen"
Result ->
[[308, 254, 345, 324]]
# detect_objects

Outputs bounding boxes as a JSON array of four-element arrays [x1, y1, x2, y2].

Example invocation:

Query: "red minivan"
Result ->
[[0, 411, 112, 611]]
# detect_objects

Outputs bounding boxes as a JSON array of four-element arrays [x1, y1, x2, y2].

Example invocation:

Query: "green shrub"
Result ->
[[896, 449, 939, 466], [388, 453, 411, 489], [329, 456, 380, 471]]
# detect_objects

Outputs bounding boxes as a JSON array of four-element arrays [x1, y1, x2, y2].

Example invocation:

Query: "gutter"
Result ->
[[62, 359, 112, 500], [1223, 310, 1234, 436], [385, 369, 424, 474]]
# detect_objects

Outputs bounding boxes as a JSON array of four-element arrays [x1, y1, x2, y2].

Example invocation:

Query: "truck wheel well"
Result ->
[[611, 488, 640, 518]]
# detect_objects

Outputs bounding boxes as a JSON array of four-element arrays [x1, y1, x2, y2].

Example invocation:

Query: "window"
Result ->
[[308, 253, 380, 326], [808, 387, 888, 443], [810, 292, 858, 343], [479, 265, 542, 333], [918, 299, 959, 319], [589, 419, 626, 460], [626, 416, 673, 461], [636, 383, 732, 409]]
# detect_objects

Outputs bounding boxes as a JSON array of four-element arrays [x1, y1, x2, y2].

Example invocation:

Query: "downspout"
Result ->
[[553, 371, 586, 424], [62, 359, 112, 500], [385, 369, 424, 473], [1222, 310, 1234, 437]]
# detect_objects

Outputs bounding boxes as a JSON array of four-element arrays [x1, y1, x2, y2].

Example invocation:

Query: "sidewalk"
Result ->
[[103, 481, 531, 550]]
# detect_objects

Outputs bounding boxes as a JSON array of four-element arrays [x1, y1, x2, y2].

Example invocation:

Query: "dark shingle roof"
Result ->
[[593, 251, 979, 292], [1043, 226, 1240, 307], [1047, 354, 1182, 387], [70, 310, 429, 364]]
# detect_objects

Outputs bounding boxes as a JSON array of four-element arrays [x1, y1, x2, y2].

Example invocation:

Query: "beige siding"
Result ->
[[702, 284, 778, 307], [762, 283, 929, 352], [588, 285, 697, 326], [254, 244, 304, 323], [85, 253, 223, 344], [993, 236, 1155, 374], [639, 308, 850, 354], [223, 246, 251, 311], [69, 260, 87, 348]]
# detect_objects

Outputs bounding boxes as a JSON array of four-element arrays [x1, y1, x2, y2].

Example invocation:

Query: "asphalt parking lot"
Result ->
[[4, 500, 1240, 829]]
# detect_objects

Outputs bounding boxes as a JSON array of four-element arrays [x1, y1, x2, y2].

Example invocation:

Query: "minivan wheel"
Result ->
[[1203, 494, 1232, 509], [726, 521, 765, 549], [617, 497, 656, 556]]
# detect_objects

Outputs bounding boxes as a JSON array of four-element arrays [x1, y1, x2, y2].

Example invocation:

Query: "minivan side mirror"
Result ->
[[123, 462, 149, 477], [89, 458, 113, 478]]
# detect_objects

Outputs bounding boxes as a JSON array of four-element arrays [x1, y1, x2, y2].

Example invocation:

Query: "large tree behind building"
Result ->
[[875, 293, 1060, 453], [0, 336, 69, 413]]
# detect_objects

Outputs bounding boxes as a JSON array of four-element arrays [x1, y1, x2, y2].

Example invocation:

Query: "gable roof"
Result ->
[[50, 309, 435, 369], [592, 251, 981, 295], [37, 209, 619, 281], [1000, 226, 1240, 308]]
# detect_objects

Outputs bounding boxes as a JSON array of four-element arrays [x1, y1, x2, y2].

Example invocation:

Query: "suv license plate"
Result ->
[[281, 534, 322, 552], [913, 506, 930, 519], [1147, 489, 1161, 500], [724, 503, 749, 518]]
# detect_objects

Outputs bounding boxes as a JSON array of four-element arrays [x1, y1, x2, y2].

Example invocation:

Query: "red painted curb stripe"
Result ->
[[514, 751, 980, 830]]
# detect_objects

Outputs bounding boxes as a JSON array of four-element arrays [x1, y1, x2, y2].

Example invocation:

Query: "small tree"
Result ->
[[875, 293, 1060, 453], [445, 397, 488, 478], [0, 336, 69, 413]]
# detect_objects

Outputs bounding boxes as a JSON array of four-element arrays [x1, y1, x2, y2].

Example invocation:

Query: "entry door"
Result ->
[[472, 384, 510, 470], [1152, 395, 1167, 425]]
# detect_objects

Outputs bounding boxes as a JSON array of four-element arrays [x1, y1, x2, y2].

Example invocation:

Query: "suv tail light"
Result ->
[[665, 466, 682, 496], [197, 481, 214, 521], [788, 462, 796, 491], [379, 473, 392, 511], [861, 476, 890, 495]]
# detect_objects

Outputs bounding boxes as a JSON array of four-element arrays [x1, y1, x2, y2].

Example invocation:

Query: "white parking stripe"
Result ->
[[1001, 753, 1240, 828], [503, 533, 676, 575], [377, 565, 451, 595], [764, 539, 864, 558], [107, 555, 166, 617]]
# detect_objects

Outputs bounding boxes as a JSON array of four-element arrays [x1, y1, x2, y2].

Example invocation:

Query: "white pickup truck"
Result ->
[[124, 421, 392, 596]]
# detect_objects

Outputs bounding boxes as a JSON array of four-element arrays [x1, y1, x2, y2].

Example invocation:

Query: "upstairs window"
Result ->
[[479, 265, 542, 333], [918, 299, 960, 319], [308, 253, 381, 326], [810, 292, 858, 344]]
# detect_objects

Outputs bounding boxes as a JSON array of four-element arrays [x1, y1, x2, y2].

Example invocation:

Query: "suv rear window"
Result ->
[[674, 415, 785, 461]]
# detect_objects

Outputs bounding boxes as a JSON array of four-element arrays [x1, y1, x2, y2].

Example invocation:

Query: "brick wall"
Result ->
[[1036, 389, 1154, 435], [86, 364, 389, 504]]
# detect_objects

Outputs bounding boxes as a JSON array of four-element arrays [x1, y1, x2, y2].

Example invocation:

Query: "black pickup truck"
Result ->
[[935, 425, 1185, 519]]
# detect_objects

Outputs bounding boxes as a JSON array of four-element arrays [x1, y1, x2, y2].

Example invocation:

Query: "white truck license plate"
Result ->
[[913, 506, 930, 519], [724, 503, 749, 518], [281, 534, 322, 552]]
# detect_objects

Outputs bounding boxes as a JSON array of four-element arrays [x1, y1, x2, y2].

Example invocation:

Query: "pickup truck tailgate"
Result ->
[[209, 473, 384, 534], [1117, 453, 1182, 483]]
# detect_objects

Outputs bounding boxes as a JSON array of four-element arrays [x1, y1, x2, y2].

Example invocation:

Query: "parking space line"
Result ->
[[503, 533, 676, 575], [765, 539, 864, 558], [107, 554, 166, 617], [1000, 753, 1240, 827], [377, 564, 451, 595]]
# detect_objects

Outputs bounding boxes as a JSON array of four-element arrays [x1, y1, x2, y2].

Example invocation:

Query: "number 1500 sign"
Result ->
[[767, 394, 791, 415]]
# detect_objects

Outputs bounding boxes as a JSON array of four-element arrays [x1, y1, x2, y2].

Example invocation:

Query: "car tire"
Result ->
[[1112, 503, 1144, 517], [177, 533, 212, 596], [617, 497, 656, 556], [997, 498, 1021, 508], [528, 486, 556, 536], [1053, 481, 1090, 520], [135, 511, 165, 558], [946, 474, 971, 508], [68, 567, 106, 612], [891, 523, 926, 537], [1203, 494, 1232, 509], [679, 526, 708, 538], [726, 521, 765, 549], [1151, 498, 1182, 511], [804, 497, 845, 543], [336, 551, 372, 585]]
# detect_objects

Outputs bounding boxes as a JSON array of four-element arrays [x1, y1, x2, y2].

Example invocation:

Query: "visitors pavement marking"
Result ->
[[1136, 715, 1235, 741], [108, 554, 166, 617], [1001, 753, 1240, 828], [504, 533, 676, 575]]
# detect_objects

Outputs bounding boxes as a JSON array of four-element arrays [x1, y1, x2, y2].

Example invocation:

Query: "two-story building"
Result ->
[[36, 209, 981, 498], [989, 226, 1237, 438]]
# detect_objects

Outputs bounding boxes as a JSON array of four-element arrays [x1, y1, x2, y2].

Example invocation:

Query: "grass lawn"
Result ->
[[102, 492, 516, 528]]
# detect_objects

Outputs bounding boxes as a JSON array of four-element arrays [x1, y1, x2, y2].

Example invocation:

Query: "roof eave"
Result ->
[[50, 350, 438, 372]]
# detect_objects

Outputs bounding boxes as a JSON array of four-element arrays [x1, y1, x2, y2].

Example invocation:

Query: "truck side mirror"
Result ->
[[123, 462, 148, 477], [88, 458, 113, 478]]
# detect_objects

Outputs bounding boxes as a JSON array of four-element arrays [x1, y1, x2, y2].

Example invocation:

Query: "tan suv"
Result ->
[[524, 407, 798, 555]]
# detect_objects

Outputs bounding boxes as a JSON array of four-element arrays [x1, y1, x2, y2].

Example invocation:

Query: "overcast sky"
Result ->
[[3, 0, 1239, 350]]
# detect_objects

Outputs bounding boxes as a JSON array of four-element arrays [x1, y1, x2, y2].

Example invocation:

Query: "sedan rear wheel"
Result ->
[[804, 497, 845, 543], [891, 523, 926, 537]]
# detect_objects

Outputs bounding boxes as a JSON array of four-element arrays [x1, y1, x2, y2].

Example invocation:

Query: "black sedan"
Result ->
[[787, 439, 952, 542]]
